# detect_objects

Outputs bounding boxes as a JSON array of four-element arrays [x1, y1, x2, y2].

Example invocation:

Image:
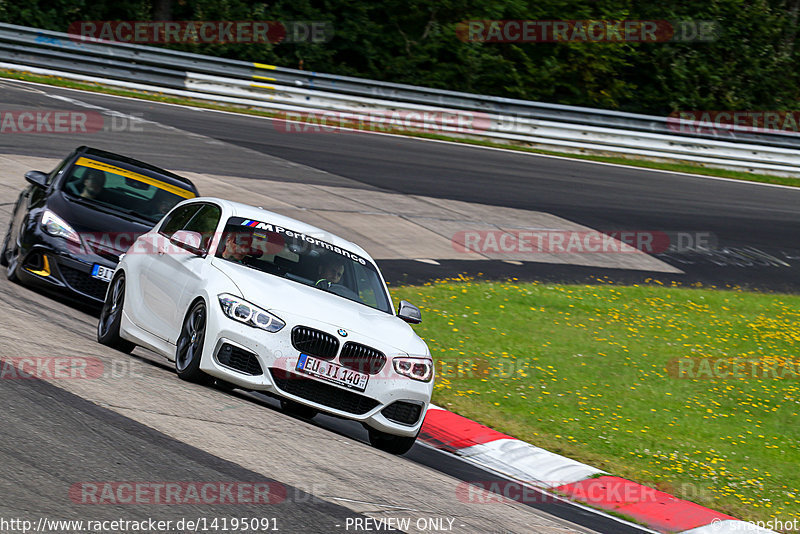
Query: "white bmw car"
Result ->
[[97, 197, 433, 454]]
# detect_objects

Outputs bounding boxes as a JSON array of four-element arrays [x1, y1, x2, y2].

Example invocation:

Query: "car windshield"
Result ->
[[61, 156, 196, 223], [215, 217, 393, 314]]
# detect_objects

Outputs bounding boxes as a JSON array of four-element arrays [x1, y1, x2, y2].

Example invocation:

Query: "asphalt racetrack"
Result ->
[[0, 78, 797, 534], [2, 78, 798, 291]]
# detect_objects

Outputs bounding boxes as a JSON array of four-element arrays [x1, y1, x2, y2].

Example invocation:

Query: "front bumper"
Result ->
[[198, 309, 433, 437], [15, 235, 117, 303]]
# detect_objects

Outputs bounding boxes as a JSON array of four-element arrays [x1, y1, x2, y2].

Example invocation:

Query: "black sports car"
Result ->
[[1, 146, 199, 303]]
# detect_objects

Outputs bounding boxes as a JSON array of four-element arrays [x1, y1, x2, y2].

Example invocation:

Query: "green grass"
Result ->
[[389, 277, 800, 526], [2, 68, 799, 189]]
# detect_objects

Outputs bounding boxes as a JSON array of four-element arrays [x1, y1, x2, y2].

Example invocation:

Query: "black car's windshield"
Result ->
[[215, 217, 393, 314], [61, 156, 196, 223]]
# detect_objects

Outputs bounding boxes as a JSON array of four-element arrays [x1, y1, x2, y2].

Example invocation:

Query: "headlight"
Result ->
[[41, 210, 80, 244], [393, 357, 434, 382], [218, 294, 285, 333]]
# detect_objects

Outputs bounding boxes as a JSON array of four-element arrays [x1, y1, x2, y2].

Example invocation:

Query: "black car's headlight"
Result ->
[[218, 294, 285, 333], [41, 210, 80, 244], [393, 357, 434, 382]]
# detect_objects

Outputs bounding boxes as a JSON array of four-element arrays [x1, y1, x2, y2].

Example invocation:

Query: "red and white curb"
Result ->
[[419, 405, 777, 534]]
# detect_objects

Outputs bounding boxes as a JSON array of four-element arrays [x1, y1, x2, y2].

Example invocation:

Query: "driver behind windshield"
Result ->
[[80, 169, 107, 200], [316, 256, 345, 288]]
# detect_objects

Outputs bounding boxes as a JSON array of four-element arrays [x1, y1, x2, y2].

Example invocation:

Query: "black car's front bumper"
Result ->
[[15, 233, 117, 303]]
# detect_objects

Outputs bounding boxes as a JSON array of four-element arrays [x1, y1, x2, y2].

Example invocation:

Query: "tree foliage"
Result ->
[[1, 0, 798, 114]]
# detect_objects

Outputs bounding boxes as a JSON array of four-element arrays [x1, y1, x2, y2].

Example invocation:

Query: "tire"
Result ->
[[280, 399, 318, 420], [0, 224, 11, 268], [0, 202, 19, 269], [367, 428, 419, 455], [5, 247, 20, 282], [3, 228, 20, 283], [175, 300, 208, 382], [97, 274, 136, 353]]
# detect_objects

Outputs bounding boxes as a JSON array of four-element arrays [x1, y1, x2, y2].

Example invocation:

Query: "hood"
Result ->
[[213, 260, 428, 356], [48, 193, 153, 258]]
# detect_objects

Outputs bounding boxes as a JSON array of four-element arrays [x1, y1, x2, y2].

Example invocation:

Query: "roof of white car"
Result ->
[[199, 197, 374, 262]]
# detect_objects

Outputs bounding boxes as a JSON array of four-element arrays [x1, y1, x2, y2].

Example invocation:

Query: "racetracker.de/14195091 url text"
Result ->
[[0, 516, 280, 533]]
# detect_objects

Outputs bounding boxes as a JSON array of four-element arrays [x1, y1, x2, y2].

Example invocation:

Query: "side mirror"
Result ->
[[169, 230, 205, 256], [25, 170, 48, 188], [397, 300, 422, 324]]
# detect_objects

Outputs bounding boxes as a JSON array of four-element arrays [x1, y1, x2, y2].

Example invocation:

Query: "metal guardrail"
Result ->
[[1, 22, 799, 176], [4, 23, 800, 145]]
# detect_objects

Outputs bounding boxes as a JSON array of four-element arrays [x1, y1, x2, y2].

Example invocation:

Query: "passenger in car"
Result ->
[[220, 232, 253, 263], [149, 191, 175, 219]]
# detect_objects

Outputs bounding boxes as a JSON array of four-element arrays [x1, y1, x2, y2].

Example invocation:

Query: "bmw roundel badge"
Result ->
[[337, 328, 348, 337]]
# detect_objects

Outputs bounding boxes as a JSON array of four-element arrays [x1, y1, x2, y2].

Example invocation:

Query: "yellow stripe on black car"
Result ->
[[74, 157, 196, 199]]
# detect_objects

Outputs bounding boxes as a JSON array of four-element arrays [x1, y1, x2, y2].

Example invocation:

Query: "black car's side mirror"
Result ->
[[397, 300, 422, 324], [24, 170, 48, 188]]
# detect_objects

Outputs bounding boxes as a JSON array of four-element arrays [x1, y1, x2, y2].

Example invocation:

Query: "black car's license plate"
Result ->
[[91, 264, 114, 282]]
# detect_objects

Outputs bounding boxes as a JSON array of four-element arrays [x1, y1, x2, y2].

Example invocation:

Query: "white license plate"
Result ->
[[296, 354, 369, 392], [91, 264, 114, 282]]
